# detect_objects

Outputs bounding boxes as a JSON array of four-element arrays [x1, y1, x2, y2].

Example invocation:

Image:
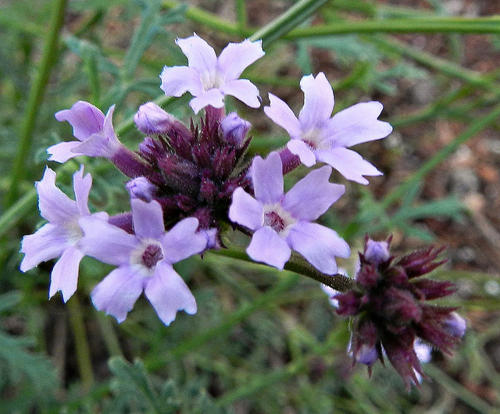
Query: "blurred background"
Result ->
[[1, 0, 500, 412]]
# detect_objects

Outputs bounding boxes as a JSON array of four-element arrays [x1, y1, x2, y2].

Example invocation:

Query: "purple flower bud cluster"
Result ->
[[334, 238, 466, 388]]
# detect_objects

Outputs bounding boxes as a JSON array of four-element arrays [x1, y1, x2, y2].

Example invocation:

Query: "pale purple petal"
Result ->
[[326, 102, 393, 147], [131, 199, 165, 240], [189, 89, 225, 114], [134, 102, 177, 135], [47, 141, 81, 163], [316, 147, 382, 185], [414, 339, 432, 363], [252, 152, 283, 204], [160, 65, 202, 97], [228, 187, 263, 230], [91, 266, 145, 323], [49, 246, 84, 302], [176, 34, 217, 74], [264, 93, 301, 138], [55, 101, 104, 141], [161, 217, 206, 264], [247, 226, 291, 270], [79, 216, 137, 266], [364, 239, 390, 264], [72, 166, 92, 216], [221, 112, 250, 147], [287, 222, 350, 275], [145, 262, 197, 326], [283, 166, 344, 221], [71, 105, 120, 158], [298, 73, 334, 130], [221, 79, 260, 108], [217, 39, 264, 80], [20, 224, 68, 271], [286, 139, 316, 167], [321, 283, 339, 308], [37, 168, 78, 224]]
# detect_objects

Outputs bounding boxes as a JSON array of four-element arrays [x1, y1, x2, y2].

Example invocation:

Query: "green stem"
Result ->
[[5, 0, 68, 207], [235, 0, 247, 31], [382, 104, 500, 210], [210, 247, 354, 292], [67, 295, 94, 391]]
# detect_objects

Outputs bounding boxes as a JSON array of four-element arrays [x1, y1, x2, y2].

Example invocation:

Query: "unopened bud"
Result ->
[[365, 239, 390, 264], [134, 102, 176, 135], [444, 312, 466, 338], [221, 112, 250, 147], [356, 344, 378, 366], [126, 177, 156, 202]]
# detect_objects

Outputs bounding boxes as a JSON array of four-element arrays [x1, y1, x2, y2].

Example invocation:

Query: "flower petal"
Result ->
[[287, 221, 350, 274], [47, 141, 81, 163], [247, 226, 291, 270], [222, 79, 260, 108], [49, 246, 84, 302], [283, 166, 344, 221], [326, 102, 392, 147], [252, 152, 284, 204], [189, 89, 225, 113], [264, 93, 301, 138], [286, 139, 316, 167], [91, 266, 145, 323], [145, 262, 197, 326], [20, 224, 68, 271], [37, 167, 78, 224], [298, 73, 334, 130], [228, 187, 263, 230], [160, 65, 202, 97], [55, 101, 105, 141], [131, 199, 165, 240], [176, 34, 217, 74], [316, 147, 382, 185], [73, 165, 92, 216], [79, 216, 137, 266], [161, 217, 206, 264], [218, 39, 264, 80]]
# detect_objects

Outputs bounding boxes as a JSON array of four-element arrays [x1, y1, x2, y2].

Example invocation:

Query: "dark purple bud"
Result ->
[[356, 263, 380, 287], [126, 177, 156, 202], [336, 291, 361, 316], [444, 312, 466, 338], [134, 102, 176, 135], [364, 239, 390, 265], [411, 279, 456, 300], [111, 146, 151, 178], [214, 147, 236, 178], [397, 246, 446, 278], [221, 112, 250, 147], [199, 177, 217, 203]]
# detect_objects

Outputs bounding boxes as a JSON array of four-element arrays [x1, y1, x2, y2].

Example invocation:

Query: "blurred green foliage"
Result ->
[[1, 0, 500, 412]]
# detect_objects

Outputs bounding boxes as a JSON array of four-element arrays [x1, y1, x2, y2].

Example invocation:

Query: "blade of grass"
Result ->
[[5, 0, 68, 207]]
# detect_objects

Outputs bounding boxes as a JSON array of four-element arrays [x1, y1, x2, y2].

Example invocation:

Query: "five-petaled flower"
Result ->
[[160, 34, 264, 113], [264, 72, 393, 184], [20, 166, 107, 302], [79, 199, 207, 325], [229, 152, 350, 273]]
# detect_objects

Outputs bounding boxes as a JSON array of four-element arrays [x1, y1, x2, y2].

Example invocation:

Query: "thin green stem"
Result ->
[[67, 295, 94, 391], [382, 104, 500, 210], [210, 247, 354, 292], [235, 0, 247, 31], [5, 0, 68, 207]]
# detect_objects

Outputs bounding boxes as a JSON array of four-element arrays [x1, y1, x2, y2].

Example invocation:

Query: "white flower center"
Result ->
[[200, 70, 224, 91], [262, 204, 296, 237], [65, 220, 84, 245], [301, 128, 329, 150], [130, 239, 164, 276]]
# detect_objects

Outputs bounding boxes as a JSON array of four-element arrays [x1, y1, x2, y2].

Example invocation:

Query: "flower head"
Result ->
[[229, 152, 350, 273], [49, 101, 121, 162], [334, 238, 465, 388], [264, 72, 392, 184], [20, 166, 107, 302], [79, 199, 207, 325], [160, 34, 264, 113]]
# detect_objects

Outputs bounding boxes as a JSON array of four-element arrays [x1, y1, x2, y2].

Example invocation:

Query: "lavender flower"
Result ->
[[134, 102, 178, 135], [160, 34, 264, 113], [79, 199, 207, 325], [229, 152, 350, 273], [335, 238, 465, 388], [221, 112, 251, 147], [51, 101, 149, 178], [20, 166, 107, 302], [49, 101, 121, 162], [126, 177, 156, 202], [264, 72, 393, 184]]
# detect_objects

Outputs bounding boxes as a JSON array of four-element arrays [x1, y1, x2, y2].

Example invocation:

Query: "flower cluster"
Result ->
[[330, 238, 466, 388], [20, 32, 465, 384]]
